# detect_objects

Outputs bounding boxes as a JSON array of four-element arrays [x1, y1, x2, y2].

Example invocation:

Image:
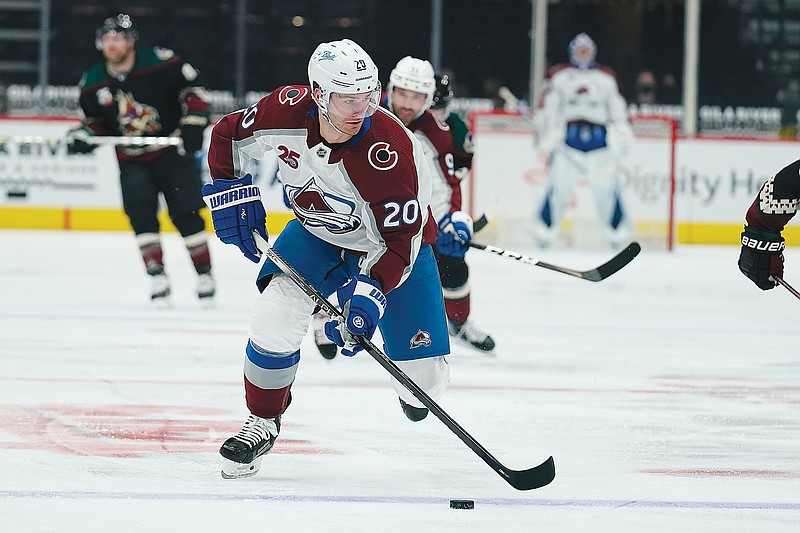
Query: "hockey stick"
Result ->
[[252, 232, 555, 491], [3, 135, 183, 147], [472, 213, 489, 233], [773, 275, 800, 300], [469, 241, 641, 282]]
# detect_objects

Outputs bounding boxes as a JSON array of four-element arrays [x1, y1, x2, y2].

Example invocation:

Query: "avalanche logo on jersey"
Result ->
[[278, 86, 309, 106], [284, 178, 361, 234], [410, 330, 432, 349]]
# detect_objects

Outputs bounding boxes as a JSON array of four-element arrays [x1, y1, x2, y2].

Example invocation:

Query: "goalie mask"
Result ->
[[95, 13, 138, 51], [388, 56, 436, 118], [568, 32, 597, 70], [307, 39, 381, 129]]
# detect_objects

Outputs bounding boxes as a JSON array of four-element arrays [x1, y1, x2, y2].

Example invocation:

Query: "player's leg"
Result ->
[[155, 151, 215, 304], [119, 161, 170, 305], [378, 244, 451, 422], [220, 274, 311, 479], [434, 248, 495, 352], [536, 148, 581, 247], [586, 149, 632, 248], [221, 221, 348, 478]]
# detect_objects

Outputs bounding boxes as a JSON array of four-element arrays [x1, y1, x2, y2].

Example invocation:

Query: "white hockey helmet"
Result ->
[[388, 56, 436, 115], [568, 33, 597, 69], [307, 39, 381, 119]]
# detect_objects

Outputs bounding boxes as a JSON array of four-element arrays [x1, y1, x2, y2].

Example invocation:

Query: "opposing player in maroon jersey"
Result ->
[[739, 159, 800, 289], [387, 56, 495, 352], [203, 40, 452, 479]]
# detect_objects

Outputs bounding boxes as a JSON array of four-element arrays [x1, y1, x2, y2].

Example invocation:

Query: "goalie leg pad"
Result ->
[[538, 149, 582, 230]]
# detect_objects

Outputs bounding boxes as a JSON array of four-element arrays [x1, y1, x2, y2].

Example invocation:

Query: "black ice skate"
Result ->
[[399, 397, 429, 422], [220, 414, 281, 479], [448, 319, 496, 352], [312, 310, 338, 359]]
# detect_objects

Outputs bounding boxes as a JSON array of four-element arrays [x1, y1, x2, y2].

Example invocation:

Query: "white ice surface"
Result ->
[[0, 230, 798, 532]]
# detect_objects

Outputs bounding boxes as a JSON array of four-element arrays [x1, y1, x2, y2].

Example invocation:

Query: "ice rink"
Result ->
[[1, 229, 798, 532]]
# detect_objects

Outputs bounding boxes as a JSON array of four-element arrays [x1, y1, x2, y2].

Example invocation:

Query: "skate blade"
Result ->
[[198, 296, 215, 309], [221, 456, 263, 479], [151, 297, 172, 309]]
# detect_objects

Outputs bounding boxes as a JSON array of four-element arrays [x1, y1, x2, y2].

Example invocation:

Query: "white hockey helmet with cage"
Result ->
[[388, 56, 436, 115], [307, 39, 381, 119]]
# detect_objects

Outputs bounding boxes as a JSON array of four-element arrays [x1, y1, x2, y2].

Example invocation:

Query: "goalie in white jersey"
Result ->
[[203, 40, 451, 479], [535, 33, 634, 248]]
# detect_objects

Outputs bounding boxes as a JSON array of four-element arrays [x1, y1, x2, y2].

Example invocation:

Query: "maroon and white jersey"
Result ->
[[207, 85, 438, 292], [405, 110, 461, 221], [745, 158, 800, 233]]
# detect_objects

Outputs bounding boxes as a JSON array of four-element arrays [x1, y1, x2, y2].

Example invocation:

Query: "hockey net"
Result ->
[[466, 111, 677, 251]]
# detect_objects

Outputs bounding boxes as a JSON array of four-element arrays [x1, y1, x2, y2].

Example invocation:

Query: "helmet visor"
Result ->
[[326, 86, 381, 120]]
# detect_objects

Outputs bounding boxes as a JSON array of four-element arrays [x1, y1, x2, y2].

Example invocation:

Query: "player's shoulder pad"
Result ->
[[79, 63, 109, 89], [594, 64, 619, 80], [238, 85, 313, 131], [546, 63, 571, 79], [269, 85, 314, 108], [445, 111, 468, 130], [352, 107, 418, 174], [414, 111, 453, 147], [134, 47, 178, 69]]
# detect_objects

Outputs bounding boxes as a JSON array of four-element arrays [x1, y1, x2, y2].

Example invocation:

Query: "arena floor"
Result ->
[[1, 230, 798, 532]]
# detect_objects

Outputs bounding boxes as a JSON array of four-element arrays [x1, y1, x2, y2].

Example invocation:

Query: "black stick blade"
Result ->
[[502, 456, 556, 490], [582, 241, 642, 282]]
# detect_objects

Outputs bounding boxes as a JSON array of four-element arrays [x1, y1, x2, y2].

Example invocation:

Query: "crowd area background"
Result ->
[[3, 0, 800, 137]]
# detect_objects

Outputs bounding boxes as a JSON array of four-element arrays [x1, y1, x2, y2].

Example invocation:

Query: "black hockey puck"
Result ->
[[449, 499, 474, 510]]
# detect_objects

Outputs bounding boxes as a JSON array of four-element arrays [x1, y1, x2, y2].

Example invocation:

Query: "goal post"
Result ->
[[466, 111, 677, 251]]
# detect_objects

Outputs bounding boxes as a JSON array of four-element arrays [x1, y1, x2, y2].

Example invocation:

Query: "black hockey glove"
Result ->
[[180, 123, 206, 154], [65, 127, 97, 154], [738, 225, 784, 290]]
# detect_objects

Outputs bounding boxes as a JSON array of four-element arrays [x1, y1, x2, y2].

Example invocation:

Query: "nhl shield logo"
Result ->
[[410, 329, 432, 349]]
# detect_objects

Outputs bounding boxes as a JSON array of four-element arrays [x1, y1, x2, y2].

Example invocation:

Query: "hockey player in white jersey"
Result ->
[[310, 59, 495, 358], [535, 33, 634, 248], [202, 40, 452, 479]]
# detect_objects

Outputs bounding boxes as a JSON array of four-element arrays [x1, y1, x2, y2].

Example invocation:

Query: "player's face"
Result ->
[[572, 46, 594, 65], [101, 31, 135, 64], [326, 91, 373, 135], [390, 87, 428, 126]]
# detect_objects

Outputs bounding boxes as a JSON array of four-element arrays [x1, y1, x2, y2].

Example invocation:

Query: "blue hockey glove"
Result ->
[[202, 174, 267, 263], [324, 274, 386, 357], [436, 211, 474, 257]]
